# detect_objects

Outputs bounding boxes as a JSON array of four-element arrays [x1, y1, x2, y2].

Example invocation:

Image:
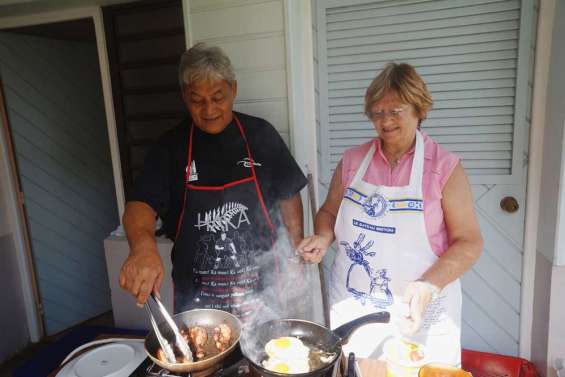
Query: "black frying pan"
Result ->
[[240, 311, 390, 377]]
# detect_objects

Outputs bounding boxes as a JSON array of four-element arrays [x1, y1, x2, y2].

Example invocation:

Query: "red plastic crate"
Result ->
[[462, 349, 538, 377]]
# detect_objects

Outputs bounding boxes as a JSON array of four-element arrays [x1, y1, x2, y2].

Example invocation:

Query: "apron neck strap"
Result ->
[[407, 130, 425, 191], [351, 141, 376, 184]]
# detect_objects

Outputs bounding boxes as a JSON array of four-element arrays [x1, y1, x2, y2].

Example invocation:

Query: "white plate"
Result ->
[[56, 341, 146, 377]]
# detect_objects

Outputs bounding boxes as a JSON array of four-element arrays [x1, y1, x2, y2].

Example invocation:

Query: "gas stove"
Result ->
[[128, 357, 249, 377], [55, 341, 348, 377], [128, 352, 250, 377]]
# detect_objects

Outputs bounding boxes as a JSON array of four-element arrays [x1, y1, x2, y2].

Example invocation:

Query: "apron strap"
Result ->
[[233, 115, 275, 234], [350, 141, 376, 186], [407, 130, 425, 194], [175, 124, 195, 241]]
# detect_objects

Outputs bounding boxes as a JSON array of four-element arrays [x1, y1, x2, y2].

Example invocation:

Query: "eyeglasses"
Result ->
[[368, 107, 406, 121]]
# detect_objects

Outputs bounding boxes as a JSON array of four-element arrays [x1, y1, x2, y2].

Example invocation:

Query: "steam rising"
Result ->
[[239, 218, 321, 363]]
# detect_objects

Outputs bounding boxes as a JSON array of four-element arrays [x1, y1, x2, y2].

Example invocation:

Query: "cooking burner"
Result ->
[[129, 359, 220, 377], [129, 347, 250, 377]]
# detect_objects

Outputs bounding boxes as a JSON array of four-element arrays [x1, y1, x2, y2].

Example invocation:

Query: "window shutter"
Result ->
[[318, 0, 528, 184]]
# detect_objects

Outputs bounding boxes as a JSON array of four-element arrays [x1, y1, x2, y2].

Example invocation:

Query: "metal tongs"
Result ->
[[145, 293, 193, 363]]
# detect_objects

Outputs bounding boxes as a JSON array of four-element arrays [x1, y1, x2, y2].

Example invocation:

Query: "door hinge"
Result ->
[[37, 301, 44, 316]]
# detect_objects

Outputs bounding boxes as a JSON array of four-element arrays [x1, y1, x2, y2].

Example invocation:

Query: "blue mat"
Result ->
[[13, 326, 147, 377]]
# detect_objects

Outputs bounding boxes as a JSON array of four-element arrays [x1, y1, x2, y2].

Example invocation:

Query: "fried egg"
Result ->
[[264, 337, 309, 361], [263, 337, 310, 374], [263, 356, 310, 374]]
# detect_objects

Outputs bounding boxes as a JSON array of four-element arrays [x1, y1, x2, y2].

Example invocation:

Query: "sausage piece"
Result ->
[[213, 324, 232, 352], [188, 326, 208, 359]]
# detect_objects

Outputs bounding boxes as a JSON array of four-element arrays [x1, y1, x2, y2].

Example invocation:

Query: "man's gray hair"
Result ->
[[178, 42, 236, 88]]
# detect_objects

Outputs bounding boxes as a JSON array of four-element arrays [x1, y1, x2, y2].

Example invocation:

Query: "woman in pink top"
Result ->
[[298, 63, 483, 364]]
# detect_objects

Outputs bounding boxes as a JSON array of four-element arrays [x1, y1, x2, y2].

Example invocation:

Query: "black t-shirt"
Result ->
[[131, 112, 308, 239]]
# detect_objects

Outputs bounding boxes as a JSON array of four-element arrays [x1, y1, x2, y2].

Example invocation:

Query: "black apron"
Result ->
[[172, 115, 276, 320]]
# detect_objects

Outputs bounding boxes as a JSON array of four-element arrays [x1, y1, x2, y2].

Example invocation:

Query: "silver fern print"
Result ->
[[195, 202, 250, 233]]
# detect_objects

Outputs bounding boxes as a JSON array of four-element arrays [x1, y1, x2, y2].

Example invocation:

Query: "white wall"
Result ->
[[547, 0, 565, 267], [188, 0, 291, 145], [537, 0, 565, 265], [0, 32, 119, 336]]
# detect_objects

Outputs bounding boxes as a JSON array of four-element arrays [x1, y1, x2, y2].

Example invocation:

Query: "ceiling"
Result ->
[[0, 0, 140, 18], [0, 0, 145, 41], [4, 18, 95, 42]]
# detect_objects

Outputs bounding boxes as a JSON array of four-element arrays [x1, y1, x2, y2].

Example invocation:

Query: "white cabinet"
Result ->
[[104, 236, 174, 330]]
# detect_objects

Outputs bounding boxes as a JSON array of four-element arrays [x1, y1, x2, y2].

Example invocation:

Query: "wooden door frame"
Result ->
[[0, 6, 124, 341], [0, 75, 44, 342], [521, 0, 556, 359]]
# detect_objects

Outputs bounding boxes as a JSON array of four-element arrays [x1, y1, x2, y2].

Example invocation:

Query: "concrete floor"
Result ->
[[0, 311, 114, 377]]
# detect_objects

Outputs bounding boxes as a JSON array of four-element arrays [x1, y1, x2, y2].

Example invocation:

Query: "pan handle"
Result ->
[[333, 311, 390, 344]]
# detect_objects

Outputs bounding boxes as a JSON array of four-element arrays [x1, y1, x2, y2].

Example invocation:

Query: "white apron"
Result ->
[[329, 131, 461, 365]]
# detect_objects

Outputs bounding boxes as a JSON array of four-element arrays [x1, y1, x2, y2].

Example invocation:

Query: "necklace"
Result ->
[[390, 158, 401, 168]]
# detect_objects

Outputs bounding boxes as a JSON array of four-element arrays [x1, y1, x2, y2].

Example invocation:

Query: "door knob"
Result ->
[[500, 196, 519, 213]]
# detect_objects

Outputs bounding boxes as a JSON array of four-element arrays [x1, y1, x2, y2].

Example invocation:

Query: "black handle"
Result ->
[[347, 353, 356, 377], [333, 311, 390, 344]]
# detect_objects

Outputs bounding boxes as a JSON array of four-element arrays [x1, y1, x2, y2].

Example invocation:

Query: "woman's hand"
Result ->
[[297, 161, 343, 264], [297, 234, 333, 263], [398, 280, 440, 335]]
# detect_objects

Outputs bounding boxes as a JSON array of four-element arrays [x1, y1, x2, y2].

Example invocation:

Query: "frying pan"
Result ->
[[144, 308, 242, 374], [240, 311, 390, 377]]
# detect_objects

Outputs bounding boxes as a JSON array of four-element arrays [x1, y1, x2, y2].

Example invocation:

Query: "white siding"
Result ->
[[0, 32, 118, 335], [189, 0, 290, 144]]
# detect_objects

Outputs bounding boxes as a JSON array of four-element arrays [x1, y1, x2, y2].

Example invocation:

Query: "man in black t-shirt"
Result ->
[[119, 43, 307, 318]]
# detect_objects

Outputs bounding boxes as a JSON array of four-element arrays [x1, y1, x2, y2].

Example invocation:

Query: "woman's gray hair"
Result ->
[[178, 42, 236, 88]]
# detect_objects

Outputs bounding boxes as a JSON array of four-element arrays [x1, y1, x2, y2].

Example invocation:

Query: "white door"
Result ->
[[315, 0, 537, 356]]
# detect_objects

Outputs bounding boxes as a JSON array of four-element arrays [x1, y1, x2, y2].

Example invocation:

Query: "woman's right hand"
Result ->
[[297, 234, 333, 264]]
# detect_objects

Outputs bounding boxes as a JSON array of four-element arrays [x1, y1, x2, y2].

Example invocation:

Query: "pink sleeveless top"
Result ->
[[340, 131, 460, 256]]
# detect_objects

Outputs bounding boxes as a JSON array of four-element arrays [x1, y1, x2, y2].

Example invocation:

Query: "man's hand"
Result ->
[[297, 234, 333, 264], [399, 280, 440, 335], [121, 201, 162, 307], [119, 249, 164, 307]]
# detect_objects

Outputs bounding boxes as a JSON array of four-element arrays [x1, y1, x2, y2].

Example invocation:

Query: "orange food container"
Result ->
[[419, 363, 473, 377]]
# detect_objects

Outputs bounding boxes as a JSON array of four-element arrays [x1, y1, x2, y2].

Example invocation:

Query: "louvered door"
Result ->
[[315, 0, 537, 356], [103, 0, 187, 199]]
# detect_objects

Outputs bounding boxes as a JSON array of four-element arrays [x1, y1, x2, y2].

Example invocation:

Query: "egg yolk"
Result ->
[[273, 363, 290, 373], [274, 338, 292, 348]]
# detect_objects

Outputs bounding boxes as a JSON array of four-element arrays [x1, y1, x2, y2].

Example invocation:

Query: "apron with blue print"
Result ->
[[329, 131, 462, 365]]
